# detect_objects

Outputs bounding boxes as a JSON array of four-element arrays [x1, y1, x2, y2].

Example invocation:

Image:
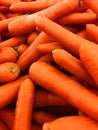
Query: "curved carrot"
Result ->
[[0, 120, 8, 130], [8, 0, 79, 36], [79, 44, 98, 86], [34, 89, 70, 108], [0, 47, 17, 63], [52, 48, 96, 88], [43, 115, 98, 130], [12, 78, 35, 130], [0, 62, 20, 83], [29, 61, 98, 121]]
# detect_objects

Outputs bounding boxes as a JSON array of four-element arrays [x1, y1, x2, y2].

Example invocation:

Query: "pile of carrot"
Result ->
[[0, 0, 98, 130]]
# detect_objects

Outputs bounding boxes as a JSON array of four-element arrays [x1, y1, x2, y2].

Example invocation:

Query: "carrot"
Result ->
[[10, 0, 62, 13], [0, 47, 17, 63], [14, 44, 28, 56], [79, 43, 98, 86], [34, 89, 70, 108], [52, 48, 96, 88], [37, 42, 63, 53], [0, 13, 7, 20], [5, 13, 22, 18], [57, 9, 97, 25], [0, 74, 28, 108], [8, 0, 80, 35], [75, 1, 88, 12], [33, 111, 57, 126], [16, 32, 53, 72], [1, 31, 12, 39], [0, 6, 9, 13], [27, 31, 39, 45], [29, 61, 98, 121], [0, 120, 8, 130], [38, 53, 53, 63], [31, 15, 96, 56], [0, 0, 15, 7], [43, 115, 98, 130], [0, 107, 14, 129], [83, 0, 98, 14], [12, 78, 35, 130], [0, 36, 26, 47], [31, 124, 42, 130], [86, 24, 98, 43]]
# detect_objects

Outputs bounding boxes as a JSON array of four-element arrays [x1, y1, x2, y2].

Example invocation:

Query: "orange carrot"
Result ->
[[0, 13, 7, 20], [57, 9, 97, 25], [86, 24, 98, 43], [0, 47, 17, 63], [38, 53, 53, 63], [79, 43, 98, 86], [33, 111, 57, 126], [27, 31, 39, 45], [0, 36, 26, 47], [34, 89, 70, 108], [29, 61, 98, 121], [0, 0, 15, 7], [0, 107, 14, 129], [8, 0, 79, 35], [5, 13, 22, 18], [14, 44, 28, 56], [1, 31, 12, 39], [43, 115, 98, 130], [0, 75, 28, 108], [10, 0, 62, 13], [37, 42, 63, 53], [0, 120, 8, 130], [31, 124, 42, 130], [0, 6, 9, 13], [52, 48, 96, 88], [12, 78, 35, 130], [75, 1, 88, 12]]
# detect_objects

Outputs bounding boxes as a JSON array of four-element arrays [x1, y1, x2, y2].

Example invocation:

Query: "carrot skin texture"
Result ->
[[29, 61, 98, 121]]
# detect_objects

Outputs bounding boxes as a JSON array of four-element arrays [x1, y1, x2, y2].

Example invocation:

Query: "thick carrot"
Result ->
[[12, 78, 35, 130], [57, 9, 97, 25], [31, 16, 96, 56], [14, 44, 28, 56], [0, 120, 8, 130], [0, 36, 26, 47], [34, 89, 70, 108], [33, 111, 57, 126], [86, 24, 98, 43], [10, 0, 62, 13], [16, 32, 53, 72], [38, 53, 53, 63], [27, 31, 39, 45], [0, 47, 17, 63], [0, 75, 28, 108], [37, 42, 63, 53], [43, 115, 98, 130], [79, 44, 98, 86], [83, 0, 98, 14], [0, 107, 14, 129], [0, 62, 20, 83], [29, 61, 98, 121], [52, 49, 96, 88], [8, 0, 79, 35]]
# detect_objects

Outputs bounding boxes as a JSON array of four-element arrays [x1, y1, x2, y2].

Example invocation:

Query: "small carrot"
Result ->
[[29, 61, 98, 121], [0, 120, 8, 130], [34, 89, 70, 108], [12, 78, 35, 130], [86, 24, 98, 43], [0, 62, 20, 83], [8, 0, 79, 35], [33, 111, 57, 126], [43, 115, 98, 130], [0, 47, 17, 63], [0, 36, 26, 47], [38, 53, 53, 63], [14, 44, 28, 56], [79, 43, 98, 86], [52, 48, 96, 88]]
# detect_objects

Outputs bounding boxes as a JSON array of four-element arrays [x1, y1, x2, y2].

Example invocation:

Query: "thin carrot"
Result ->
[[8, 0, 80, 35], [38, 53, 53, 63], [0, 36, 26, 47], [33, 111, 57, 126], [43, 115, 98, 130], [34, 89, 70, 108], [0, 47, 17, 63], [0, 120, 8, 130], [12, 78, 35, 130], [29, 61, 98, 121], [0, 75, 28, 108], [86, 24, 98, 43], [52, 48, 96, 88], [79, 43, 98, 86]]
